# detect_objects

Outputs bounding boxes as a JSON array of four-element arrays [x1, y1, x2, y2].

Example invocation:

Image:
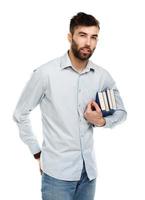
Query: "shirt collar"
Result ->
[[60, 51, 96, 72]]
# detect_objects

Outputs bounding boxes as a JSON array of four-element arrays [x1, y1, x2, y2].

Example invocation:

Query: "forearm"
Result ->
[[103, 109, 127, 128], [13, 112, 41, 154]]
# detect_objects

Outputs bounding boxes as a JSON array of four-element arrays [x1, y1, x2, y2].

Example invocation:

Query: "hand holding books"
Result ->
[[84, 100, 106, 127], [95, 89, 117, 117]]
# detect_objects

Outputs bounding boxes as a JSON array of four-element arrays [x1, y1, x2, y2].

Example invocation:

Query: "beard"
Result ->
[[71, 39, 95, 61]]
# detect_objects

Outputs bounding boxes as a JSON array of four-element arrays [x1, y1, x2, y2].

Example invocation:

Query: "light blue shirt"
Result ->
[[13, 52, 127, 181]]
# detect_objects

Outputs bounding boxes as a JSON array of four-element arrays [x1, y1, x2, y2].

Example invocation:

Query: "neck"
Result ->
[[68, 50, 88, 72]]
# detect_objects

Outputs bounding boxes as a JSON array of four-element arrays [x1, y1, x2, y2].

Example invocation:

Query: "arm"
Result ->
[[84, 71, 127, 128], [13, 68, 46, 157], [102, 88, 127, 128], [91, 101, 127, 129]]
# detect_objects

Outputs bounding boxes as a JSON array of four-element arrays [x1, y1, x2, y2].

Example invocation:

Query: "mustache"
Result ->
[[80, 46, 91, 52]]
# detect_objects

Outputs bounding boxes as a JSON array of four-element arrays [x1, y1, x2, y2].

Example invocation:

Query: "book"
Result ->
[[95, 89, 117, 117]]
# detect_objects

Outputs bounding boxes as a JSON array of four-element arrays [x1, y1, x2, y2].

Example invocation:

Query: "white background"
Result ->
[[0, 0, 145, 199]]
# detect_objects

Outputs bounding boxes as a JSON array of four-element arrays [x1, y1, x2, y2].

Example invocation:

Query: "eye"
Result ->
[[80, 34, 86, 37], [92, 36, 97, 40]]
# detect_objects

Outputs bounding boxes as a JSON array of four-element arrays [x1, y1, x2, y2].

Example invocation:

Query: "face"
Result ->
[[68, 26, 99, 61]]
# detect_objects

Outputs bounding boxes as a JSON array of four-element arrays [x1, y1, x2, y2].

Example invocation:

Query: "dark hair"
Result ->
[[70, 12, 100, 34]]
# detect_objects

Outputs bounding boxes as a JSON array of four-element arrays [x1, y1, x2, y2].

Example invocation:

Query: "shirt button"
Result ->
[[79, 89, 81, 92]]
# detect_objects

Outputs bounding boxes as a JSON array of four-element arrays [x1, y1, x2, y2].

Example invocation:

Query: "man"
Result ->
[[13, 12, 127, 200]]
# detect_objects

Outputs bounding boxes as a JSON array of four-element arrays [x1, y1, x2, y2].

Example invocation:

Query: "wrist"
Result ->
[[95, 117, 106, 127], [34, 151, 41, 159]]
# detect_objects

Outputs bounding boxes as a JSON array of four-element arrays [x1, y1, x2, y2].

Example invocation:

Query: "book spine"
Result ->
[[106, 89, 113, 109], [110, 89, 117, 109], [98, 92, 106, 110], [102, 91, 109, 111]]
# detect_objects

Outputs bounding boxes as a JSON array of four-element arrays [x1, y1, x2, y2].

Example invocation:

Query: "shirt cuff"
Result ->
[[28, 143, 41, 155]]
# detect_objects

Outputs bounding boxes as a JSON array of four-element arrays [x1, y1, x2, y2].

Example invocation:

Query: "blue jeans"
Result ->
[[41, 162, 96, 200]]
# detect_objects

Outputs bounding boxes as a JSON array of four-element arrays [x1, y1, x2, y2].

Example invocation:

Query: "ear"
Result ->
[[67, 32, 72, 43]]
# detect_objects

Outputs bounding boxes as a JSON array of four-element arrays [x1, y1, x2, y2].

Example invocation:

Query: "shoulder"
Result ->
[[32, 56, 61, 77], [90, 61, 116, 87], [90, 60, 112, 77]]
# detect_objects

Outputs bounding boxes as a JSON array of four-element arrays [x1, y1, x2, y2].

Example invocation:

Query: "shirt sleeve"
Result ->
[[13, 68, 46, 155], [103, 90, 127, 128], [93, 70, 127, 128]]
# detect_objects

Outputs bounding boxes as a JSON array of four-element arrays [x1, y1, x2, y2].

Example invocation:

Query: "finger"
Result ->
[[86, 101, 93, 111], [92, 101, 101, 113]]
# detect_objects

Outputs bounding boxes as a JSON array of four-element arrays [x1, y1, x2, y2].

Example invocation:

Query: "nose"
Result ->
[[86, 37, 91, 46]]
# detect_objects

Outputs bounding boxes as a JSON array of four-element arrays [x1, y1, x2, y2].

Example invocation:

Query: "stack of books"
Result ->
[[95, 89, 117, 117]]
